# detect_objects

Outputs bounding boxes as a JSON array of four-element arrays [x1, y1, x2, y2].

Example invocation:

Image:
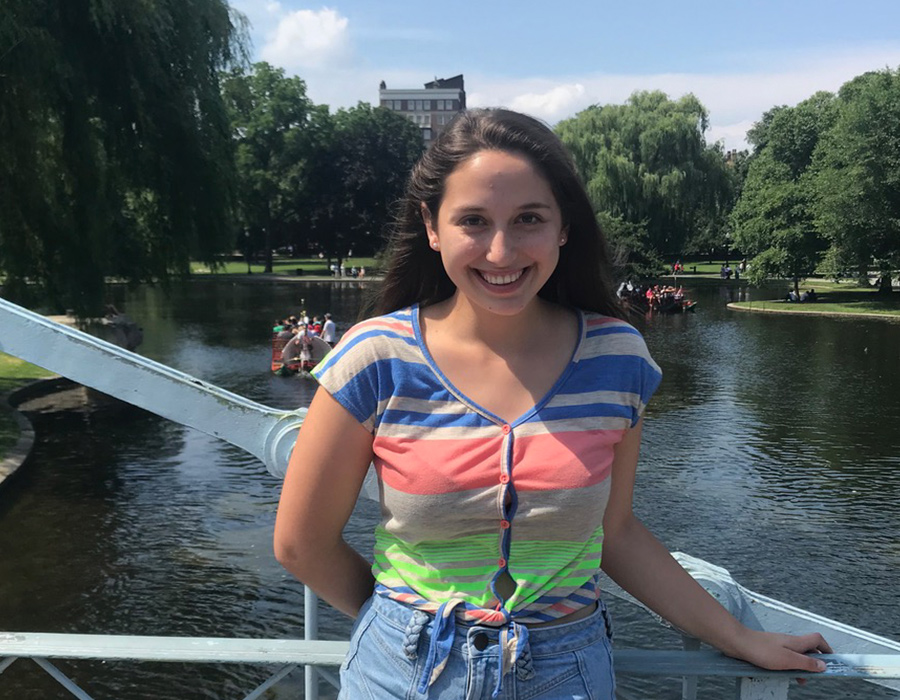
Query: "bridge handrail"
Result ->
[[3, 631, 900, 678]]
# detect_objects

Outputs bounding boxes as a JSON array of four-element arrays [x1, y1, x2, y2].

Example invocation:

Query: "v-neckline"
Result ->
[[410, 303, 586, 427]]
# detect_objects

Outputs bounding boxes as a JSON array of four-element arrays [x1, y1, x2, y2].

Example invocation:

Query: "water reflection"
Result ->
[[1, 281, 898, 699]]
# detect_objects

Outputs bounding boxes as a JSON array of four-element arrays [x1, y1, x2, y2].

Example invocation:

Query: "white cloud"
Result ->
[[706, 120, 756, 151], [260, 8, 351, 70], [241, 22, 900, 152], [465, 45, 900, 150], [508, 84, 587, 122]]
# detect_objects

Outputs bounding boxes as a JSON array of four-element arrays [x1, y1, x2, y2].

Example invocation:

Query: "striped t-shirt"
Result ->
[[312, 304, 662, 627]]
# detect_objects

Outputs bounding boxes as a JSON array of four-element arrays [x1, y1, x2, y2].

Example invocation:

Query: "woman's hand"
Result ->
[[725, 627, 832, 673]]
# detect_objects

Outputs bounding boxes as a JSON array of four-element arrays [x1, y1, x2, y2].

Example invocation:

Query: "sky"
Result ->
[[228, 0, 900, 150]]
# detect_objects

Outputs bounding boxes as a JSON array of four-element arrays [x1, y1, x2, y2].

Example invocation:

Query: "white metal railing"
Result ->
[[2, 296, 900, 699], [3, 618, 900, 700]]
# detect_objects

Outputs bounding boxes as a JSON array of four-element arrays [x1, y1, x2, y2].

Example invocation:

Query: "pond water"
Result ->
[[1, 280, 898, 699]]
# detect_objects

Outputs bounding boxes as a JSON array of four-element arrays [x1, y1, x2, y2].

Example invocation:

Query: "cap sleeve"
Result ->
[[311, 322, 383, 433], [631, 334, 662, 427]]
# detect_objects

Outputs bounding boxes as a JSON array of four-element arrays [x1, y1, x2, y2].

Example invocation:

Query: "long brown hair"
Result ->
[[369, 108, 623, 319]]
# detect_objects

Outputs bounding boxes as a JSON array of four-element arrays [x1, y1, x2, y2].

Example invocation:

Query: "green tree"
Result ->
[[221, 62, 321, 272], [731, 92, 837, 293], [0, 0, 246, 314], [307, 104, 423, 269], [812, 69, 900, 292], [556, 91, 733, 265]]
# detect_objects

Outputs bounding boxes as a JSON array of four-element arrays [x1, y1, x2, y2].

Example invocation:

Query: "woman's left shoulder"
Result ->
[[580, 311, 646, 340]]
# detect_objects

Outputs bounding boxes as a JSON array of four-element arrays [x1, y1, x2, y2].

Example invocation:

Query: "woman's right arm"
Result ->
[[273, 386, 376, 618]]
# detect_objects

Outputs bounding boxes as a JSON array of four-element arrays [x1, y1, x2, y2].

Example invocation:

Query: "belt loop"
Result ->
[[515, 640, 535, 680], [403, 610, 429, 660]]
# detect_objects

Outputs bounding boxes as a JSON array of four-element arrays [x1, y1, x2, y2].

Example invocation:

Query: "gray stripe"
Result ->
[[380, 482, 503, 543], [581, 332, 654, 360], [512, 480, 611, 541], [513, 416, 631, 436], [379, 481, 611, 545]]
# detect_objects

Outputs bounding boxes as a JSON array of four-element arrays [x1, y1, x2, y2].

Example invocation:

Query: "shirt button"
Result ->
[[500, 520, 510, 530], [502, 424, 511, 434], [498, 558, 507, 568], [499, 474, 509, 484]]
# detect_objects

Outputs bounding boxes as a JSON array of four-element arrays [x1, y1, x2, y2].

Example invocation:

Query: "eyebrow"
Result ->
[[448, 202, 554, 213]]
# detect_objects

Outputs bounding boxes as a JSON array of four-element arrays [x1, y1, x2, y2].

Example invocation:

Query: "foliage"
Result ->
[[0, 0, 247, 314], [556, 91, 735, 264], [811, 69, 900, 292], [220, 64, 422, 269], [305, 103, 424, 264], [220, 62, 321, 272], [597, 212, 665, 280], [730, 92, 838, 292]]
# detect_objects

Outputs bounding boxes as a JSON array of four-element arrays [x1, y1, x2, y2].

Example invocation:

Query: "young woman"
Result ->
[[273, 109, 830, 699]]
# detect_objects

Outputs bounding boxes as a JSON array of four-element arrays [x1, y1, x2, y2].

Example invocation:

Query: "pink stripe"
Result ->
[[342, 317, 412, 342], [545, 601, 578, 616], [374, 436, 504, 494], [585, 316, 619, 327], [510, 430, 622, 491], [462, 608, 507, 625]]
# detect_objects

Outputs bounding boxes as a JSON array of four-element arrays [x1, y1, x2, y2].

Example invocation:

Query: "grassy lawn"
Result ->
[[731, 284, 900, 319], [0, 353, 54, 459], [191, 256, 381, 276]]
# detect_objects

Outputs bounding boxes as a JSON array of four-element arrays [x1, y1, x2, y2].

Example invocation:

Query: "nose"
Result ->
[[485, 228, 517, 265]]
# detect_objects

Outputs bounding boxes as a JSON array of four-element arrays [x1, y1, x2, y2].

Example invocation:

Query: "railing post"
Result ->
[[735, 676, 790, 699], [681, 635, 700, 700], [304, 586, 320, 700]]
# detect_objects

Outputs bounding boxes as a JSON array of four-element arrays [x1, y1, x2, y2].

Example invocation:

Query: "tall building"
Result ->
[[379, 75, 466, 147]]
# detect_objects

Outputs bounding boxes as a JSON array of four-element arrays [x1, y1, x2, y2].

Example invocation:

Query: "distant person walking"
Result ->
[[321, 313, 337, 347]]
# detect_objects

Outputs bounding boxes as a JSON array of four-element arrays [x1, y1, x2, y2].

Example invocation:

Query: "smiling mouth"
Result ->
[[478, 269, 526, 286]]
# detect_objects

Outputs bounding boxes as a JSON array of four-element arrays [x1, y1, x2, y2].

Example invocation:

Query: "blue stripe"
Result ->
[[528, 402, 633, 422], [313, 327, 416, 376], [381, 409, 495, 428], [586, 323, 641, 338]]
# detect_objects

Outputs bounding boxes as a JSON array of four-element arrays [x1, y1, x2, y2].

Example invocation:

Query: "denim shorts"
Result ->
[[338, 593, 615, 700]]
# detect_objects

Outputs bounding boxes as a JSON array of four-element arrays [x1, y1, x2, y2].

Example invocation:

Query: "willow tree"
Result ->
[[556, 91, 734, 272], [0, 0, 246, 314]]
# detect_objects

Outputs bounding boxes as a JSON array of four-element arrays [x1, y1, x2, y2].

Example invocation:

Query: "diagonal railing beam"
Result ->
[[0, 297, 301, 478], [32, 658, 96, 700]]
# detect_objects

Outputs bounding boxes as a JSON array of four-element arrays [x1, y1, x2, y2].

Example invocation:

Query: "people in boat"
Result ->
[[275, 319, 294, 340], [273, 108, 831, 700], [280, 324, 315, 371], [308, 316, 322, 337]]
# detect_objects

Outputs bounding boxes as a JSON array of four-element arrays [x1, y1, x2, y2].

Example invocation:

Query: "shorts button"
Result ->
[[500, 519, 510, 529], [502, 424, 511, 434], [498, 557, 507, 568], [499, 474, 509, 484], [472, 632, 489, 651]]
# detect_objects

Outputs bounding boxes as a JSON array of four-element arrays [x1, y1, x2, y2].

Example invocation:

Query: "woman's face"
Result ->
[[423, 149, 567, 318]]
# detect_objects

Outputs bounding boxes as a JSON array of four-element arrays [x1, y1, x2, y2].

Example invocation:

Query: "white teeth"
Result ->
[[480, 270, 524, 285]]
